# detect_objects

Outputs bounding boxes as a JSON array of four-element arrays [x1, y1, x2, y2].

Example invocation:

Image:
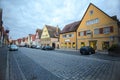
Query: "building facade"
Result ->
[[0, 8, 3, 47], [59, 21, 80, 49], [77, 3, 120, 50], [35, 29, 42, 46], [40, 25, 60, 48]]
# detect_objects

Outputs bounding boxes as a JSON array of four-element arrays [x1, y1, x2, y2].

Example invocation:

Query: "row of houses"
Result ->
[[13, 25, 60, 48], [0, 8, 9, 47], [13, 3, 120, 50]]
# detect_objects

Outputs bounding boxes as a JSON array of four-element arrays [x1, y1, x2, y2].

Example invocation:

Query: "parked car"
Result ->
[[31, 45, 36, 48], [41, 46, 54, 50], [41, 46, 45, 50], [9, 44, 18, 51], [36, 45, 40, 49], [7, 45, 10, 48], [80, 46, 95, 55]]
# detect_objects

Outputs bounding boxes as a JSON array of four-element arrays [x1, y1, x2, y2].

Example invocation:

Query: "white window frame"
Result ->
[[103, 27, 110, 34], [62, 34, 66, 38], [68, 34, 74, 37], [86, 18, 99, 25], [94, 28, 99, 34], [86, 30, 91, 35], [80, 31, 84, 36]]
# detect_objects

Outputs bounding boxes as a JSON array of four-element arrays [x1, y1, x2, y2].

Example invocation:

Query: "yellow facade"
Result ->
[[41, 26, 51, 46], [40, 25, 59, 48], [41, 26, 50, 39], [60, 32, 77, 49], [77, 3, 119, 50]]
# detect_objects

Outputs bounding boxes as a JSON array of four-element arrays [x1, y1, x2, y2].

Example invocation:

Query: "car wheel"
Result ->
[[92, 51, 95, 54], [80, 51, 83, 55]]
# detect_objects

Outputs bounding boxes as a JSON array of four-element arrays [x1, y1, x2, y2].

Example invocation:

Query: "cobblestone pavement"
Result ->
[[9, 51, 61, 80], [55, 49, 120, 61], [9, 47, 120, 80]]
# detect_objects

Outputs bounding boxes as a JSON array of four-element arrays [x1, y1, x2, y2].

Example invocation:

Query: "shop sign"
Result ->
[[65, 39, 70, 42]]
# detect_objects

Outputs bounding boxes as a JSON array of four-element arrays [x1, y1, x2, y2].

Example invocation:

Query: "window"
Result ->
[[68, 42, 71, 48], [95, 18, 99, 23], [102, 41, 109, 50], [80, 31, 84, 36], [94, 28, 99, 34], [81, 42, 85, 47], [86, 18, 99, 25], [72, 42, 76, 48], [69, 34, 72, 37], [90, 10, 93, 15], [86, 30, 91, 35], [62, 35, 66, 38], [69, 34, 74, 37], [103, 27, 110, 34]]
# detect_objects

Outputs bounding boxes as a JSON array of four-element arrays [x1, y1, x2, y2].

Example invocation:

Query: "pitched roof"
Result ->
[[36, 28, 42, 38], [80, 3, 117, 24], [61, 21, 80, 34], [45, 25, 61, 38]]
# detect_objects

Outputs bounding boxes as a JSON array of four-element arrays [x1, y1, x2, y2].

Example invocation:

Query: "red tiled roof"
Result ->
[[36, 28, 43, 38], [61, 21, 80, 33], [45, 25, 61, 38]]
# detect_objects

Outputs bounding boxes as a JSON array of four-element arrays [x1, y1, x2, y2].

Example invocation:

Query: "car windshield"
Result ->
[[11, 45, 17, 47]]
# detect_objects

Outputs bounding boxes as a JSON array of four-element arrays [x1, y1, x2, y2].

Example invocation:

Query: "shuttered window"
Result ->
[[80, 31, 84, 36], [94, 28, 99, 34], [103, 27, 110, 34]]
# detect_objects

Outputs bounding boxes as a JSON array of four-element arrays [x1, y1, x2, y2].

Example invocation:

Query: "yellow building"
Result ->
[[77, 3, 120, 50], [40, 25, 60, 48], [59, 21, 80, 49]]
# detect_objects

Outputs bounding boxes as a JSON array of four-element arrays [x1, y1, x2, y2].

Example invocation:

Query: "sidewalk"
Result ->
[[55, 48, 79, 51], [55, 48, 120, 61], [0, 46, 8, 80], [96, 50, 108, 54]]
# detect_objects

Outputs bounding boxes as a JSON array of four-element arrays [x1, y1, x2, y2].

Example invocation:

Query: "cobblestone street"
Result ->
[[8, 47, 120, 80]]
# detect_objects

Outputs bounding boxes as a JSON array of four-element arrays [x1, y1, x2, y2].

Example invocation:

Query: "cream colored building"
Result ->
[[41, 25, 60, 48]]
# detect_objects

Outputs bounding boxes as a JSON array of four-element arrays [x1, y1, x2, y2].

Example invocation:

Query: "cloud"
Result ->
[[0, 0, 120, 39]]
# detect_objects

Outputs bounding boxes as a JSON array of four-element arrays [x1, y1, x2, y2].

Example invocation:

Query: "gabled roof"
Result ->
[[61, 21, 80, 34], [45, 25, 61, 38], [80, 3, 117, 24], [36, 28, 42, 38]]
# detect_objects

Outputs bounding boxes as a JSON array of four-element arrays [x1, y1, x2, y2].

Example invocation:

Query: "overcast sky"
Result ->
[[0, 0, 120, 40]]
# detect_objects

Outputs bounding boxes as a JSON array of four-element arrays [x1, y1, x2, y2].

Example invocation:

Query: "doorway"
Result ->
[[89, 40, 97, 50], [102, 41, 109, 50], [52, 43, 55, 48]]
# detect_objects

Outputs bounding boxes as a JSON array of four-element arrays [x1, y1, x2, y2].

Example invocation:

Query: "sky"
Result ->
[[0, 0, 120, 40]]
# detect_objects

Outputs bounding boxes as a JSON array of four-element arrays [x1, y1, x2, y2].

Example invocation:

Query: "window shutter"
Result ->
[[84, 31, 86, 36], [110, 26, 113, 32], [99, 28, 103, 34]]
